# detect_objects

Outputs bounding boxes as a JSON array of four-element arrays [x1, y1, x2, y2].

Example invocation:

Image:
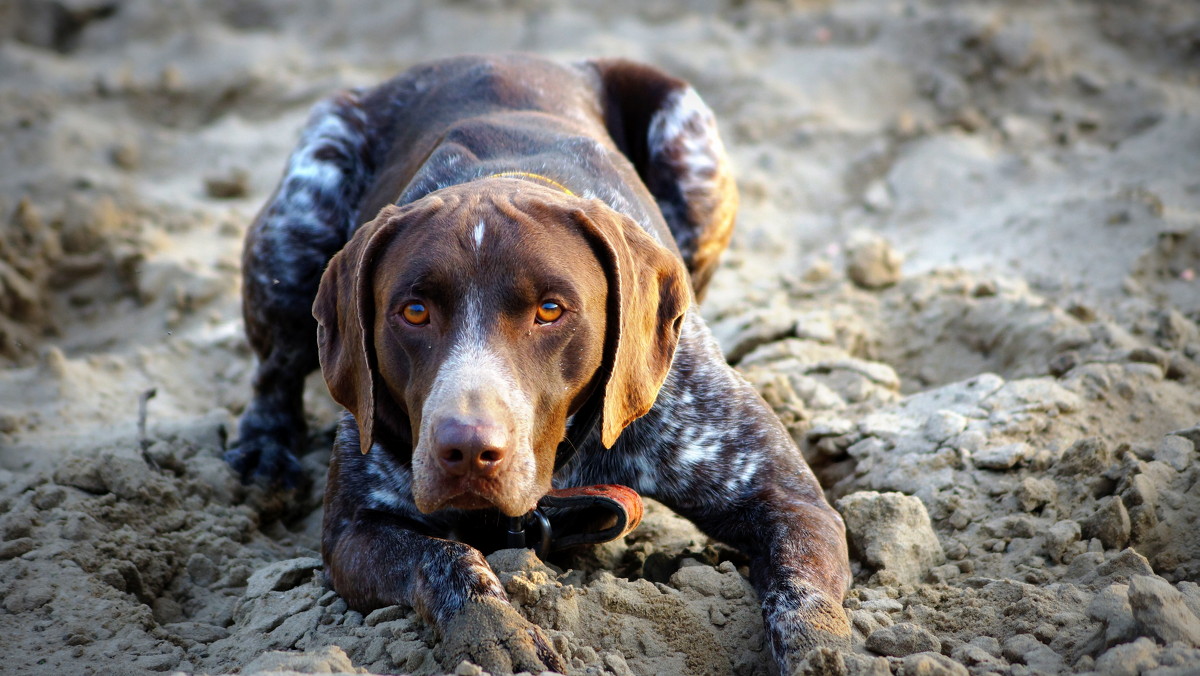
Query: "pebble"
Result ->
[[865, 622, 940, 657], [1001, 633, 1063, 673], [973, 442, 1032, 470], [243, 557, 322, 601], [1095, 637, 1160, 676], [1087, 583, 1137, 649], [1128, 575, 1200, 647], [836, 491, 946, 585], [1081, 496, 1131, 550], [900, 651, 968, 676], [1155, 435, 1194, 472], [845, 231, 904, 289]]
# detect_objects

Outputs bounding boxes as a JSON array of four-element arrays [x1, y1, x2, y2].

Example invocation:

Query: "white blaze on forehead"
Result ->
[[473, 219, 486, 251]]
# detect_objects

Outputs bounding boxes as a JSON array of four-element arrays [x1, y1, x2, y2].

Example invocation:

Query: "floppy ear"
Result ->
[[312, 203, 411, 455], [572, 203, 692, 448]]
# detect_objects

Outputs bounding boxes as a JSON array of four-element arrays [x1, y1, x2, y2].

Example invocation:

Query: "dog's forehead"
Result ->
[[372, 189, 605, 302]]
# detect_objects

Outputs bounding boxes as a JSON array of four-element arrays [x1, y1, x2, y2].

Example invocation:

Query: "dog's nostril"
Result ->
[[434, 419, 509, 477]]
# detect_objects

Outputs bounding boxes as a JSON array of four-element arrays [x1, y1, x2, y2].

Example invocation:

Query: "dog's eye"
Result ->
[[401, 302, 429, 326], [535, 301, 563, 324]]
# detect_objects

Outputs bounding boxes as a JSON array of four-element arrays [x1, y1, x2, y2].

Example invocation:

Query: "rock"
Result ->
[[1055, 437, 1115, 476], [1087, 583, 1138, 649], [364, 604, 408, 627], [1000, 633, 1064, 673], [1128, 575, 1200, 647], [1078, 548, 1156, 588], [204, 168, 249, 199], [1081, 496, 1131, 550], [973, 442, 1032, 470], [793, 647, 846, 676], [1178, 581, 1200, 621], [710, 306, 799, 363], [243, 557, 322, 601], [843, 652, 893, 676], [1095, 637, 1160, 676], [163, 621, 230, 644], [899, 652, 968, 676], [865, 623, 940, 657], [1015, 477, 1057, 512], [239, 645, 362, 674], [923, 411, 967, 444], [949, 642, 1001, 668], [846, 231, 904, 289], [836, 492, 946, 585], [1156, 435, 1194, 472]]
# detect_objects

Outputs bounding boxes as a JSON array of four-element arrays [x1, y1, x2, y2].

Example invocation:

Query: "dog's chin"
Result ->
[[413, 479, 541, 517]]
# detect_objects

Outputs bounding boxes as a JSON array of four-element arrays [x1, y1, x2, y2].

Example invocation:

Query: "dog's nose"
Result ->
[[434, 419, 509, 477]]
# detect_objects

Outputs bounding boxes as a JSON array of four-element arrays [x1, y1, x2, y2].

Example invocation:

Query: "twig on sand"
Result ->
[[138, 388, 160, 470]]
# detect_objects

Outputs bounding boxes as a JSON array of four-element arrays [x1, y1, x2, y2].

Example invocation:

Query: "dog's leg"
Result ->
[[591, 60, 738, 300], [586, 324, 852, 673], [657, 451, 851, 673], [322, 420, 566, 674], [229, 91, 375, 486]]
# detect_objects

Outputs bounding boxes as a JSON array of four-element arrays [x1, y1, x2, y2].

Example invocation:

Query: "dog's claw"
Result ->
[[223, 434, 304, 489], [435, 597, 567, 675]]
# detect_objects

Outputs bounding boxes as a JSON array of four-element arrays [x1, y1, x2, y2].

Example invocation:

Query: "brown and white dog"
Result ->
[[228, 54, 850, 674]]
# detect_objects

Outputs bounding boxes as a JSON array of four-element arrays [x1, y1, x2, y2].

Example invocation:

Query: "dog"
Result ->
[[227, 53, 850, 674]]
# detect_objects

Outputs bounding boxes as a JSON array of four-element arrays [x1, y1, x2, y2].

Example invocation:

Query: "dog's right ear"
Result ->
[[313, 203, 412, 455]]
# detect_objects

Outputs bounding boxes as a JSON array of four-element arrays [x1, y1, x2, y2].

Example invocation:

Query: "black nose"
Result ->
[[434, 419, 509, 478]]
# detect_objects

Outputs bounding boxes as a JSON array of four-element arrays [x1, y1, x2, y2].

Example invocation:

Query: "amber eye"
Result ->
[[401, 302, 429, 326], [535, 301, 563, 324]]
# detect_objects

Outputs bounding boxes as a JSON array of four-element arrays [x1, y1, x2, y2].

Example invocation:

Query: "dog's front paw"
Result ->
[[435, 596, 566, 675], [766, 587, 852, 675], [225, 409, 305, 488]]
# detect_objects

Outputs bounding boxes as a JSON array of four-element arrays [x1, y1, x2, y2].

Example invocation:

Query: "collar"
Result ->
[[487, 171, 576, 197]]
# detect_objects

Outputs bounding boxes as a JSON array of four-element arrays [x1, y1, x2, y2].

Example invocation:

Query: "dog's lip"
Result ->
[[418, 478, 537, 516]]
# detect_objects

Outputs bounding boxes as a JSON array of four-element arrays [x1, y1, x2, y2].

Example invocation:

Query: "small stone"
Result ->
[[866, 622, 940, 657], [900, 652, 968, 676], [1015, 477, 1057, 512], [845, 231, 904, 289], [365, 604, 409, 627], [974, 442, 1032, 470], [1001, 633, 1064, 673], [110, 142, 140, 170], [186, 553, 219, 587], [164, 621, 230, 644], [1128, 575, 1200, 647], [1087, 584, 1137, 649], [1156, 435, 1194, 472], [836, 492, 946, 585], [1081, 496, 1131, 550], [924, 411, 967, 444], [455, 660, 484, 676], [950, 643, 999, 667], [204, 168, 250, 199], [1095, 637, 1160, 676], [1078, 548, 1156, 588], [243, 557, 321, 600], [0, 537, 35, 559]]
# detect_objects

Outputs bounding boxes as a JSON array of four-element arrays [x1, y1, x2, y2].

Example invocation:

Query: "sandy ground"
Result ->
[[2, 1, 1200, 675]]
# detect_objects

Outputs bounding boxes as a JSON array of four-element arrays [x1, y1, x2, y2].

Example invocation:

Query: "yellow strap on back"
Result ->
[[487, 171, 576, 197]]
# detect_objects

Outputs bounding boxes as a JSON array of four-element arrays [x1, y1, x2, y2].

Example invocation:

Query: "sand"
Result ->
[[2, 1, 1199, 675]]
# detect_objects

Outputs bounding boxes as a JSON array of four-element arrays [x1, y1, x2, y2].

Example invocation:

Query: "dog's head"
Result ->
[[313, 180, 689, 516]]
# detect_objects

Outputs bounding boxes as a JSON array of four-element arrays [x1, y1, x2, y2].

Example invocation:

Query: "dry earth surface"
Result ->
[[2, 1, 1199, 675]]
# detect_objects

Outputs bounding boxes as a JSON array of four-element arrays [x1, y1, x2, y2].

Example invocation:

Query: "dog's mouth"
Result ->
[[415, 475, 542, 517]]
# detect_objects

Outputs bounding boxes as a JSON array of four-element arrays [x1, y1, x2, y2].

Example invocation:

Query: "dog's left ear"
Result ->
[[571, 202, 692, 448], [313, 202, 424, 454]]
